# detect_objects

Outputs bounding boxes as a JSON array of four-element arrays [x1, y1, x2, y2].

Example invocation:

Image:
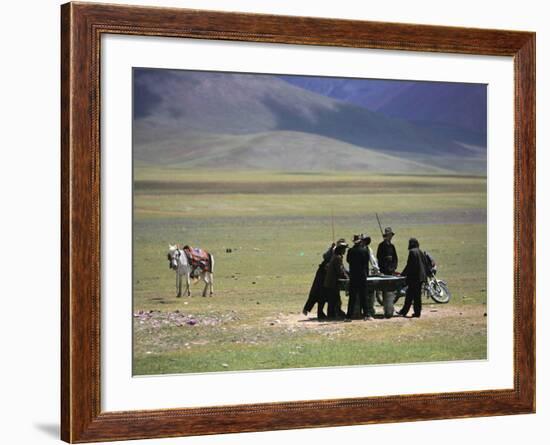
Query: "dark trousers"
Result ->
[[325, 287, 343, 319], [346, 280, 369, 318], [400, 281, 422, 317], [303, 292, 327, 318], [316, 289, 328, 319]]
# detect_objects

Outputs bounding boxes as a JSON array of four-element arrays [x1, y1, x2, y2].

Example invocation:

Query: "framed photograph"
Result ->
[[61, 2, 535, 442]]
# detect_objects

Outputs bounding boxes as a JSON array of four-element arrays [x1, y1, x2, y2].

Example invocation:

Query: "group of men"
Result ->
[[302, 227, 429, 321]]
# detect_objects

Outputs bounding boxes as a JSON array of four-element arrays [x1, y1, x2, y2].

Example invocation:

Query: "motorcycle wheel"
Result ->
[[428, 280, 451, 304]]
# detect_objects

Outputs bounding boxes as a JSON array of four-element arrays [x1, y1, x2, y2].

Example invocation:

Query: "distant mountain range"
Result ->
[[278, 76, 487, 135], [134, 69, 487, 174]]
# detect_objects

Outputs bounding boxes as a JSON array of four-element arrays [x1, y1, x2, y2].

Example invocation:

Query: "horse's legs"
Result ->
[[201, 274, 208, 297], [185, 272, 191, 297], [208, 255, 214, 297], [176, 273, 181, 298], [201, 273, 213, 297]]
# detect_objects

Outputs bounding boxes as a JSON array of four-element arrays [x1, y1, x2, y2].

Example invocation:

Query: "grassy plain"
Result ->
[[133, 168, 487, 375]]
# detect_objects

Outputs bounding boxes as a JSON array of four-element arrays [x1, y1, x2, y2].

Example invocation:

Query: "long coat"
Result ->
[[323, 254, 346, 289], [304, 245, 334, 311], [346, 244, 370, 286], [377, 240, 398, 274], [401, 247, 428, 285]]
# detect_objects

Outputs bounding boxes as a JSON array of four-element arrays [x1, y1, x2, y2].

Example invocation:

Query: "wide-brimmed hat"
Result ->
[[362, 233, 372, 245], [336, 238, 348, 246], [383, 227, 395, 237], [336, 238, 348, 247]]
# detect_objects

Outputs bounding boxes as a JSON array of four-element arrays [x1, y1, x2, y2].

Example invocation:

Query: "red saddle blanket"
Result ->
[[184, 247, 212, 272]]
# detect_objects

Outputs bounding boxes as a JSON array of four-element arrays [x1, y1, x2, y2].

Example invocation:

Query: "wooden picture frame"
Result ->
[[61, 2, 535, 442]]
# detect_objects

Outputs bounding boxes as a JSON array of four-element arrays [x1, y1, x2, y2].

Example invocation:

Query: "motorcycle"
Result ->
[[375, 267, 451, 305]]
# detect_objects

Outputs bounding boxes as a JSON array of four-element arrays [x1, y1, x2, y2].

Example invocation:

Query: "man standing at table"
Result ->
[[302, 238, 347, 320], [398, 237, 428, 318], [376, 227, 398, 318], [323, 241, 349, 320], [345, 234, 373, 321]]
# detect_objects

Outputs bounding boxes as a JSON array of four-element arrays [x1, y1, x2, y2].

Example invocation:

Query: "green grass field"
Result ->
[[133, 169, 487, 375]]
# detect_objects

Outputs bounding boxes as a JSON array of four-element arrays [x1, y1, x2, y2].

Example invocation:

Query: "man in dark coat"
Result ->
[[302, 238, 346, 319], [323, 242, 348, 319], [398, 238, 428, 318], [377, 227, 398, 274], [345, 234, 373, 321], [376, 227, 398, 318]]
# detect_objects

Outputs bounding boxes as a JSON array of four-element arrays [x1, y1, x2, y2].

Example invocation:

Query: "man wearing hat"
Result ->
[[377, 227, 398, 318], [303, 238, 347, 320], [323, 240, 349, 319], [345, 234, 374, 321], [398, 237, 428, 318]]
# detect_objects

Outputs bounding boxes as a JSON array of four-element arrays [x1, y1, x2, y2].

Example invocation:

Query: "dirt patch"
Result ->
[[267, 304, 486, 330], [134, 310, 240, 329]]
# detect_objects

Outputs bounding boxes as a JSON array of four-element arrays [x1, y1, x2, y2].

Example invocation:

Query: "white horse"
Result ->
[[167, 245, 214, 297]]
